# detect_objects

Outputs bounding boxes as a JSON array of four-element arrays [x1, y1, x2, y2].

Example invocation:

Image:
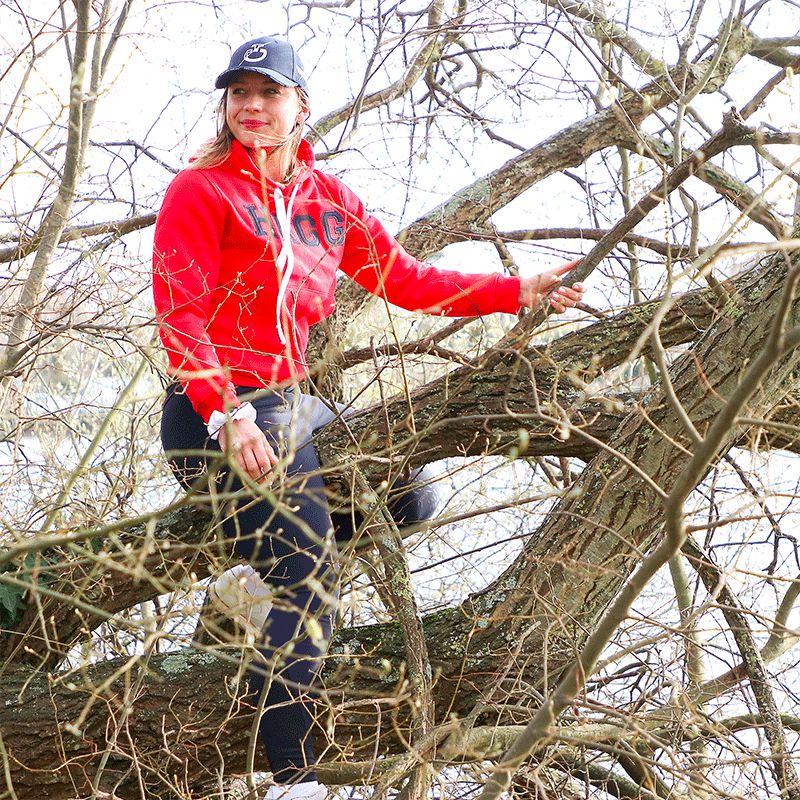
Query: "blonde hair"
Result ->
[[190, 86, 310, 180]]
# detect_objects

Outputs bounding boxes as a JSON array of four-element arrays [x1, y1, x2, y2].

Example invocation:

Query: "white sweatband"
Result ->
[[206, 401, 257, 441]]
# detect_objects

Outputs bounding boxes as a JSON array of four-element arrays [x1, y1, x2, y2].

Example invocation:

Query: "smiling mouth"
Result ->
[[241, 120, 266, 129]]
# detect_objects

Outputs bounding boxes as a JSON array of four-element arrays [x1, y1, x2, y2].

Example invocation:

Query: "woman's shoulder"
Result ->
[[167, 164, 219, 191], [155, 165, 228, 232], [163, 165, 225, 207], [307, 164, 340, 189], [307, 167, 363, 212]]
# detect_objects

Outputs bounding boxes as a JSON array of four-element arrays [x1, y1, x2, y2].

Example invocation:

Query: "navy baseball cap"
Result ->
[[215, 36, 307, 91]]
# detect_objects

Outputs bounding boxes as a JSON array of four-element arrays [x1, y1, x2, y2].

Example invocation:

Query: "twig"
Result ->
[[683, 536, 800, 799], [353, 471, 436, 800]]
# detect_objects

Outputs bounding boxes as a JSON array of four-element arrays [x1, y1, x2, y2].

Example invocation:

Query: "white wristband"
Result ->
[[206, 401, 257, 441]]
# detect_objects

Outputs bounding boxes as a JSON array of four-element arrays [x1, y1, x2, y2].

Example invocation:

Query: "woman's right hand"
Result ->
[[218, 419, 279, 482]]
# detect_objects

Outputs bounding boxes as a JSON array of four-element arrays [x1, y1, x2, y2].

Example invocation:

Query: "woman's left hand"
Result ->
[[519, 258, 584, 313]]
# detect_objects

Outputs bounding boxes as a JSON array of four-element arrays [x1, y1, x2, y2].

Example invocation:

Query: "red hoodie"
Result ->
[[153, 138, 522, 422]]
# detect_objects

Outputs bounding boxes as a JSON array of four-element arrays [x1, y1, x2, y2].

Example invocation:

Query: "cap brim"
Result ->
[[214, 67, 301, 90]]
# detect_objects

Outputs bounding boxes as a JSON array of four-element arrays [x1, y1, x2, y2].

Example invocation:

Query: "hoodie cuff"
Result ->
[[188, 380, 241, 423], [207, 401, 257, 440], [492, 275, 522, 314]]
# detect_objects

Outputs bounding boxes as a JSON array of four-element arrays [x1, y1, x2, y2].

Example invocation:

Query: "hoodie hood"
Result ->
[[221, 137, 316, 190]]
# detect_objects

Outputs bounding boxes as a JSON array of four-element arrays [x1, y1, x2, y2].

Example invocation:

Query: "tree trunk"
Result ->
[[1, 245, 797, 799]]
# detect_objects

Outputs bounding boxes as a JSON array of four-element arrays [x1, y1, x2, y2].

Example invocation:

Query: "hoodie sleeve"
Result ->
[[152, 169, 240, 422], [332, 179, 521, 316]]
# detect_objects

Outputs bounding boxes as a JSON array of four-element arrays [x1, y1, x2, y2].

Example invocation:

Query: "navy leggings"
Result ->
[[161, 384, 437, 782]]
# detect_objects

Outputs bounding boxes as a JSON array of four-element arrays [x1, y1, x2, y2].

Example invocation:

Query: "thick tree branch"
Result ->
[[540, 0, 668, 78], [475, 220, 800, 800], [0, 212, 158, 264], [397, 34, 754, 260], [750, 36, 800, 68]]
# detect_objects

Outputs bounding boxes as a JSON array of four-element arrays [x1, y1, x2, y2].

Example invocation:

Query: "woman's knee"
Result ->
[[390, 465, 439, 525]]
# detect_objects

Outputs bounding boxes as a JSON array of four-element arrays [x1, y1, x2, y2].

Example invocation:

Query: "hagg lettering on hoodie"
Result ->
[[153, 138, 522, 422], [243, 204, 345, 248]]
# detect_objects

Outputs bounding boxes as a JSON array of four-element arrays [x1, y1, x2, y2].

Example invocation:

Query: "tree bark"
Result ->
[[10, 259, 800, 671], [1, 241, 798, 799]]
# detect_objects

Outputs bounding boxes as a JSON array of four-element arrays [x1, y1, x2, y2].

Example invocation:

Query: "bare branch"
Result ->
[[540, 0, 668, 78], [307, 0, 445, 147], [0, 213, 158, 264], [684, 536, 800, 798], [750, 35, 800, 68]]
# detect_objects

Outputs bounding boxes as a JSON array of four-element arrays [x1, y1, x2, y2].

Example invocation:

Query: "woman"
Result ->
[[153, 35, 584, 800]]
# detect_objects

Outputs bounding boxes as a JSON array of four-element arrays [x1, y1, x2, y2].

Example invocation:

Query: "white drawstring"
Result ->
[[273, 184, 300, 345]]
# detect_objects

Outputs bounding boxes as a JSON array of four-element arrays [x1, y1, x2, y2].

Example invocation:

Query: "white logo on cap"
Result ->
[[243, 44, 268, 63]]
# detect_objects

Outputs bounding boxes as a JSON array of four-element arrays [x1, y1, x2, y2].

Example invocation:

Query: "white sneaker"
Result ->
[[226, 772, 271, 799], [208, 564, 272, 638], [263, 781, 327, 800]]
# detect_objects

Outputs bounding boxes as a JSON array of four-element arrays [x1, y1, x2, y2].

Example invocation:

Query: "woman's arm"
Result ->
[[153, 170, 278, 482], [331, 177, 584, 316], [152, 170, 240, 422]]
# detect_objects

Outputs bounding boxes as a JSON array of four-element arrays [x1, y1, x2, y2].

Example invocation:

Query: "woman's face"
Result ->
[[225, 72, 307, 149]]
